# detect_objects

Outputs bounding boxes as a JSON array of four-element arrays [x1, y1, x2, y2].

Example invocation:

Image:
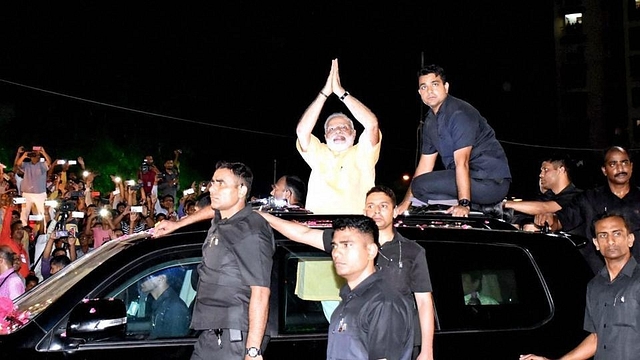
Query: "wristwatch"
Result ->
[[458, 199, 471, 208], [246, 347, 262, 358]]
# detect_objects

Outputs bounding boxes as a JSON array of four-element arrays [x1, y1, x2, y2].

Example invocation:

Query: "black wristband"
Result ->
[[319, 91, 329, 98], [458, 199, 471, 207], [339, 91, 350, 101]]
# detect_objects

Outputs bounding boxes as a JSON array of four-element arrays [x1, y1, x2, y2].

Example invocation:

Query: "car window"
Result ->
[[107, 260, 200, 340], [280, 250, 333, 334], [422, 240, 553, 332]]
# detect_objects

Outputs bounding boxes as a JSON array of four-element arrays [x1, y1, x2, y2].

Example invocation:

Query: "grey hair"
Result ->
[[324, 112, 355, 133]]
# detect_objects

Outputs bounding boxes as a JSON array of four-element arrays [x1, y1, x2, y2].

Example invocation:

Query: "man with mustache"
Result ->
[[535, 146, 640, 273], [520, 213, 640, 360], [296, 59, 381, 214]]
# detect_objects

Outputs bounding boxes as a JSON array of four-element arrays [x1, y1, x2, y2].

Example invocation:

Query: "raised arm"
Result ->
[[255, 211, 324, 250], [331, 58, 379, 146], [296, 60, 334, 151]]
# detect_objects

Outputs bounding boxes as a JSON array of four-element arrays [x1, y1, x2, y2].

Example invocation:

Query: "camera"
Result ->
[[140, 162, 149, 172], [26, 152, 37, 157], [130, 184, 142, 191], [60, 200, 77, 212]]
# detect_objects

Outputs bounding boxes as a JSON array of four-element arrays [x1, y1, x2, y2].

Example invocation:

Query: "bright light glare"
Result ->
[[564, 13, 582, 25]]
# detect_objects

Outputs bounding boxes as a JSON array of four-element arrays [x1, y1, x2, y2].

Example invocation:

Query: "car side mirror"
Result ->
[[66, 299, 127, 342]]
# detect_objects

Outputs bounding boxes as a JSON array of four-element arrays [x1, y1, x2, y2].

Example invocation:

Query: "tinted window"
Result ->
[[279, 250, 333, 334], [422, 240, 552, 332]]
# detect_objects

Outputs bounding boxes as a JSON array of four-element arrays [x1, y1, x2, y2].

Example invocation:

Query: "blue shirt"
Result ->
[[422, 95, 511, 180]]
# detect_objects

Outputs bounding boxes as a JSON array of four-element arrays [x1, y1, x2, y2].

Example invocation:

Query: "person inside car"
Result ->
[[138, 268, 190, 339]]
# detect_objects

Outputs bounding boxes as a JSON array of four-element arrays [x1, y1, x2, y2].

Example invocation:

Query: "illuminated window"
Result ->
[[564, 13, 582, 25]]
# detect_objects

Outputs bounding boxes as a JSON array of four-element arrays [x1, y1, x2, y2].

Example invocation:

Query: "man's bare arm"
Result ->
[[296, 61, 334, 151], [331, 58, 379, 146], [397, 153, 438, 214], [153, 206, 215, 237], [414, 292, 435, 360], [505, 200, 561, 216], [255, 211, 324, 250], [246, 285, 270, 357]]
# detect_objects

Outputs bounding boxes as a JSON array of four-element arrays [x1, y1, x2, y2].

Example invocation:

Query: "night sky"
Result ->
[[0, 3, 565, 198]]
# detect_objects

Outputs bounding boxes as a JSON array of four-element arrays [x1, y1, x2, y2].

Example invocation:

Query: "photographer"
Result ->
[[14, 146, 51, 227], [38, 229, 76, 280]]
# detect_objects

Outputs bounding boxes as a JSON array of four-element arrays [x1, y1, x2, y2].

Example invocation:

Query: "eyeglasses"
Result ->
[[605, 159, 631, 168], [326, 124, 352, 134]]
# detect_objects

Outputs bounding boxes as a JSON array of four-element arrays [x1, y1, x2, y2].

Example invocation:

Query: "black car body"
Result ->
[[0, 213, 593, 359]]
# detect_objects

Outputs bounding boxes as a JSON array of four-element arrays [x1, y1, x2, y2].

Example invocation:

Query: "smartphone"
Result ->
[[67, 160, 77, 165], [39, 158, 45, 163], [32, 146, 42, 151], [131, 206, 144, 213], [91, 191, 101, 198], [66, 223, 78, 238], [72, 211, 85, 218], [55, 230, 69, 238], [126, 180, 136, 186], [13, 197, 26, 204], [29, 214, 44, 221], [57, 160, 66, 165], [184, 188, 195, 196]]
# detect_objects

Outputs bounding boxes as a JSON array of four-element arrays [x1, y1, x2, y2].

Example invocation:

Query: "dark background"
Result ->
[[0, 3, 611, 199]]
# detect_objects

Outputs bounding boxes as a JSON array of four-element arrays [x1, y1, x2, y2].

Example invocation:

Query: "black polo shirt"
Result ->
[[191, 205, 275, 331], [584, 257, 640, 359], [326, 271, 414, 360]]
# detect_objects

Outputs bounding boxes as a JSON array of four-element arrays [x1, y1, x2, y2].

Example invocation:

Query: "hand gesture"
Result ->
[[17, 146, 25, 154], [331, 58, 345, 96], [77, 157, 85, 167], [321, 60, 334, 96]]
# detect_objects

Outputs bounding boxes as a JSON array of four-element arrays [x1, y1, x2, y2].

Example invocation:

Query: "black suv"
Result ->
[[0, 213, 593, 359]]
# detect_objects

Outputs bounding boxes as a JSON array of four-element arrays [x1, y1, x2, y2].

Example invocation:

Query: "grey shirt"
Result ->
[[584, 257, 640, 359], [18, 161, 48, 194]]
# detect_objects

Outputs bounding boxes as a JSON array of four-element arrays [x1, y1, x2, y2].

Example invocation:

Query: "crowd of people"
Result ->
[[0, 146, 213, 301], [0, 58, 638, 359]]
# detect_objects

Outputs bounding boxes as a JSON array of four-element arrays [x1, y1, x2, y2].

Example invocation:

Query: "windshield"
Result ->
[[2, 231, 154, 334]]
